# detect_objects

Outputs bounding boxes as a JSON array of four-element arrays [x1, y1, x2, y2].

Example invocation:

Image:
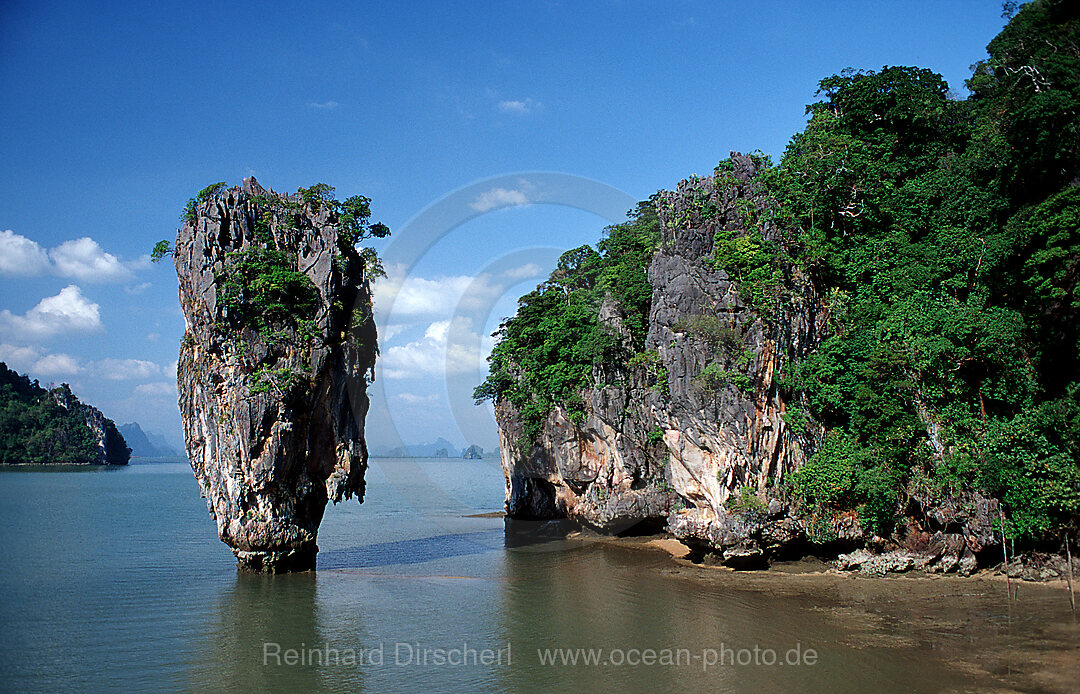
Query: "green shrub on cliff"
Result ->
[[975, 391, 1080, 538], [297, 183, 391, 249], [473, 202, 660, 440], [217, 246, 320, 333], [180, 182, 227, 224], [710, 227, 783, 313]]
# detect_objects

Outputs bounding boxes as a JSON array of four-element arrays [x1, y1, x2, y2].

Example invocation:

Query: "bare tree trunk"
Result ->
[[1067, 535, 1076, 613], [1001, 507, 1013, 602]]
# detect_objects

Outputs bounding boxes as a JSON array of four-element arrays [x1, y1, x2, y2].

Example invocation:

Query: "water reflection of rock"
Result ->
[[188, 573, 364, 693], [496, 537, 981, 693]]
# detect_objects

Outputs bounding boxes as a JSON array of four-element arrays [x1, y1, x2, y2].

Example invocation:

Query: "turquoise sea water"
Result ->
[[0, 458, 1075, 693]]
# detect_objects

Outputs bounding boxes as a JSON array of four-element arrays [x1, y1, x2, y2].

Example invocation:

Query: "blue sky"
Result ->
[[0, 0, 1008, 451]]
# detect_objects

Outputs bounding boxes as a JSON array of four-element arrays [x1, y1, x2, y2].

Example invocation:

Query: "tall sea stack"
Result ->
[[174, 177, 378, 572]]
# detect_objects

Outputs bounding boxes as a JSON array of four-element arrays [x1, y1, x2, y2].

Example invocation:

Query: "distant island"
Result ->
[[118, 422, 181, 458], [0, 362, 130, 466], [370, 437, 487, 459]]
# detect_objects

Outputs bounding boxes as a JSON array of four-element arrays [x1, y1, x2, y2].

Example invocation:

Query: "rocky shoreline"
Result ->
[[555, 525, 1080, 588]]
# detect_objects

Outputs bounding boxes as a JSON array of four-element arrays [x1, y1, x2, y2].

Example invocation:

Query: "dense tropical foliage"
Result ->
[[477, 0, 1080, 543], [473, 201, 661, 441], [0, 363, 113, 465], [775, 1, 1080, 540]]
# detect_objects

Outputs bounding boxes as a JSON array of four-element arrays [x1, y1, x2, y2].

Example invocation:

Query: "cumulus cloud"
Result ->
[[0, 343, 42, 372], [0, 285, 102, 339], [94, 358, 159, 380], [380, 317, 490, 379], [0, 344, 167, 384], [308, 100, 340, 109], [380, 323, 408, 341], [497, 98, 539, 114], [373, 267, 505, 317], [32, 353, 81, 377], [125, 254, 153, 272], [469, 187, 530, 213], [0, 231, 146, 282], [502, 263, 543, 280], [135, 382, 176, 396], [0, 230, 51, 276], [49, 237, 134, 283]]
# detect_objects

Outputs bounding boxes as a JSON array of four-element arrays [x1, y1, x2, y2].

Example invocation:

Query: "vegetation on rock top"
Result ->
[[158, 181, 389, 399]]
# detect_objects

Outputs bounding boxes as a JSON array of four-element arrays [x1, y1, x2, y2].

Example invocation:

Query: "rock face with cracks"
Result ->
[[174, 177, 377, 572], [496, 155, 804, 536]]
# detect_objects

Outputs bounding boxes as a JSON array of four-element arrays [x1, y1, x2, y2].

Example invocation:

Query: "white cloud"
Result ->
[[308, 100, 340, 109], [0, 347, 167, 383], [380, 317, 490, 379], [425, 319, 450, 343], [0, 285, 102, 339], [0, 231, 147, 283], [395, 392, 440, 405], [380, 323, 409, 341], [124, 282, 152, 295], [94, 358, 160, 380], [469, 187, 530, 213], [135, 382, 176, 396], [32, 353, 81, 377], [502, 263, 543, 280], [0, 230, 51, 276], [498, 98, 539, 114], [373, 267, 504, 317], [49, 237, 134, 283], [125, 254, 153, 272], [0, 343, 42, 372]]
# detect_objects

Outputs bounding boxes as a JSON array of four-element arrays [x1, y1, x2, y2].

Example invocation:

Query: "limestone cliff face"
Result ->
[[495, 359, 680, 532], [497, 155, 803, 535], [648, 156, 821, 557], [174, 177, 377, 572]]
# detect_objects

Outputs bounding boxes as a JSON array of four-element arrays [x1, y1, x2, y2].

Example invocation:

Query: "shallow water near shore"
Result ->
[[1, 458, 1076, 693]]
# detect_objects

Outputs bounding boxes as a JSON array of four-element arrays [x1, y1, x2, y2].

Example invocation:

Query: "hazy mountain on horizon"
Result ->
[[119, 422, 181, 458], [373, 436, 458, 458]]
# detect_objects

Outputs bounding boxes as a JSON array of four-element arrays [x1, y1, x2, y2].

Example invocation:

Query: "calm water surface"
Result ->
[[1, 458, 1076, 693]]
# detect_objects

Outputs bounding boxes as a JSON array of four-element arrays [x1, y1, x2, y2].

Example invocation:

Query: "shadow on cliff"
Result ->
[[318, 529, 504, 569]]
